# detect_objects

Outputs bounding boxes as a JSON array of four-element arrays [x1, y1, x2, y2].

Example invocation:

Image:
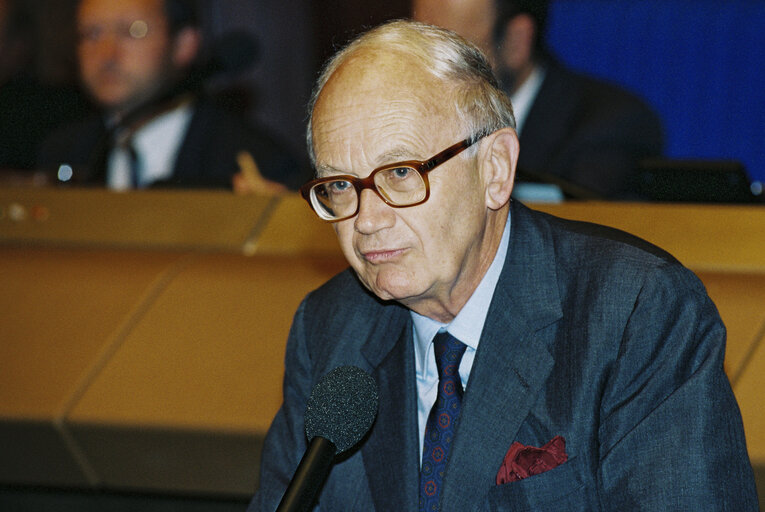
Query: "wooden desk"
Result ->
[[1, 189, 763, 497]]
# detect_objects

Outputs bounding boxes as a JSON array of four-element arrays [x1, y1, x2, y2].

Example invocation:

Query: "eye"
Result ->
[[328, 180, 352, 193], [78, 26, 102, 43], [390, 167, 415, 179]]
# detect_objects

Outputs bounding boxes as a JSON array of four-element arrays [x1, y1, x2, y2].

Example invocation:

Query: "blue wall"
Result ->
[[546, 0, 765, 184]]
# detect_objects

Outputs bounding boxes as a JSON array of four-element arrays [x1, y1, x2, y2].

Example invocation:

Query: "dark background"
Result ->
[[7, 0, 763, 186], [546, 0, 765, 189]]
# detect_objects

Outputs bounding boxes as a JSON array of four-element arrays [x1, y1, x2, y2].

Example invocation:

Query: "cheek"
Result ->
[[334, 222, 357, 262], [78, 49, 98, 75], [142, 42, 171, 67], [418, 230, 456, 278], [418, 188, 485, 268], [124, 48, 162, 76]]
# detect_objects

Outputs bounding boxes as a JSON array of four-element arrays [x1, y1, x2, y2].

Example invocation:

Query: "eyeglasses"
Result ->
[[300, 133, 487, 222]]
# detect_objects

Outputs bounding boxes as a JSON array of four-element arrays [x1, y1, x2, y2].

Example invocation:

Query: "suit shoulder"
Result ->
[[40, 114, 103, 144], [301, 269, 406, 336], [545, 61, 661, 128], [304, 269, 387, 318], [550, 211, 674, 262], [37, 115, 104, 168], [520, 203, 703, 288]]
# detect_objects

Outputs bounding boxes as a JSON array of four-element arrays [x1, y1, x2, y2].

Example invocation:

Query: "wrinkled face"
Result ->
[[311, 52, 495, 316], [77, 0, 175, 115]]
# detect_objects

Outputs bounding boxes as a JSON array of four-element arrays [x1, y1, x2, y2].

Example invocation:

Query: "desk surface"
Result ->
[[1, 189, 763, 497]]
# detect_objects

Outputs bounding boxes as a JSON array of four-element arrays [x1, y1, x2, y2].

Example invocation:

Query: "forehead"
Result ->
[[312, 51, 459, 169], [78, 0, 166, 25]]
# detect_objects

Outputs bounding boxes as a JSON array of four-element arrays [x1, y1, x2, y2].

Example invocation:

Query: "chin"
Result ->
[[351, 259, 425, 302], [94, 93, 130, 111], [370, 272, 425, 304]]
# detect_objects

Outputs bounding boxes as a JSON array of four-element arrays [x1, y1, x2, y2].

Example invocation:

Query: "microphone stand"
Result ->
[[276, 437, 336, 512]]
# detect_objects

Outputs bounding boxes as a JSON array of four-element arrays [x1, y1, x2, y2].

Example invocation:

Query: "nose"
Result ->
[[353, 188, 395, 234]]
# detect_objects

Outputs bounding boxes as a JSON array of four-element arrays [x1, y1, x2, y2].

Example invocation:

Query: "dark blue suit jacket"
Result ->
[[251, 202, 757, 511], [517, 61, 664, 199]]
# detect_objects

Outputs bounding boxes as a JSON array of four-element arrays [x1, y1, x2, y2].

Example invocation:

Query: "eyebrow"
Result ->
[[315, 163, 349, 178], [314, 144, 424, 178], [375, 146, 421, 166]]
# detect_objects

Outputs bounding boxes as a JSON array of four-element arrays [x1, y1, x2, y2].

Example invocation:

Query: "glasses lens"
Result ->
[[310, 179, 358, 220], [374, 166, 426, 206]]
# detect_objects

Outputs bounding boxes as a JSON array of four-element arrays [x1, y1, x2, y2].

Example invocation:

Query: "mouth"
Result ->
[[93, 74, 125, 89], [97, 70, 123, 80], [360, 248, 406, 264]]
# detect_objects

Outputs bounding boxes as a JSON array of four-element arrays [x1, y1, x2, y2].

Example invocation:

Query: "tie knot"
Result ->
[[432, 331, 467, 378]]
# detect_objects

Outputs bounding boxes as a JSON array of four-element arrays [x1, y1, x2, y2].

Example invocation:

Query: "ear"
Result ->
[[498, 13, 536, 71], [171, 27, 201, 68], [478, 127, 519, 210]]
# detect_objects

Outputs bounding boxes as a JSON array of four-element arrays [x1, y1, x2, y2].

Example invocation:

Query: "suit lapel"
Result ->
[[360, 309, 421, 512], [442, 202, 563, 511], [172, 104, 203, 183]]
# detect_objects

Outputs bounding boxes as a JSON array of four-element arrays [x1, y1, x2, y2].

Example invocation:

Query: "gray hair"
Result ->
[[306, 19, 516, 165]]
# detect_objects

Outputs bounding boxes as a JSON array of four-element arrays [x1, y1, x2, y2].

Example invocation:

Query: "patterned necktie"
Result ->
[[419, 331, 467, 512]]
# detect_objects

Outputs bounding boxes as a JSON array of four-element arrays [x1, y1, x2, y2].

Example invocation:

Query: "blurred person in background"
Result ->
[[38, 0, 299, 192], [413, 0, 664, 199]]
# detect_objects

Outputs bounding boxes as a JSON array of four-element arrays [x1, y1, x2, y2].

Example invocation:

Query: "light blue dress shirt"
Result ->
[[411, 215, 511, 461]]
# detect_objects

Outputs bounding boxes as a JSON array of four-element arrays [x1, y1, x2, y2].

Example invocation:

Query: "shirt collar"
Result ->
[[130, 102, 195, 187]]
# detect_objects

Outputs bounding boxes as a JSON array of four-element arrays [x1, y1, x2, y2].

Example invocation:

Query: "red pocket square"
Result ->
[[496, 435, 568, 485]]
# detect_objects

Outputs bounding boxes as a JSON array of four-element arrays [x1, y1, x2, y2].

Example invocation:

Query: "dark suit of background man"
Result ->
[[249, 20, 757, 511], [0, 0, 90, 171], [413, 0, 664, 199], [38, 0, 300, 192]]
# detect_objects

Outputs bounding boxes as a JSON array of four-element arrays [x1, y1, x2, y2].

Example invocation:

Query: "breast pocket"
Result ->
[[484, 456, 593, 511]]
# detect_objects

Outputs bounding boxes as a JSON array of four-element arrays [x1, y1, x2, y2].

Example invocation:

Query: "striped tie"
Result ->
[[419, 331, 467, 512]]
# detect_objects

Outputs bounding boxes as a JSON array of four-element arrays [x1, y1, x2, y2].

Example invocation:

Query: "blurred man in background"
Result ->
[[413, 0, 664, 198], [39, 0, 299, 191]]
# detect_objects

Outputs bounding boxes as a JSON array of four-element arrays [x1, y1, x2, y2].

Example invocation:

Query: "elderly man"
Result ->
[[38, 0, 298, 191], [413, 0, 664, 199], [250, 21, 757, 511]]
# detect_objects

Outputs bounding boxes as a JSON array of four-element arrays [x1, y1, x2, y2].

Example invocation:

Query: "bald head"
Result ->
[[307, 20, 514, 164]]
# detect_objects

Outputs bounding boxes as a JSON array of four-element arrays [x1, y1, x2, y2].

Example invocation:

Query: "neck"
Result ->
[[405, 207, 509, 323]]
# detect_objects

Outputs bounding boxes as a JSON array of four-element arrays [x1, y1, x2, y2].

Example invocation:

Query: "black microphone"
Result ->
[[276, 365, 378, 512]]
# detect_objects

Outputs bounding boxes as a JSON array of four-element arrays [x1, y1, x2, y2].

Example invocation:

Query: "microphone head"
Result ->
[[304, 366, 378, 454]]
